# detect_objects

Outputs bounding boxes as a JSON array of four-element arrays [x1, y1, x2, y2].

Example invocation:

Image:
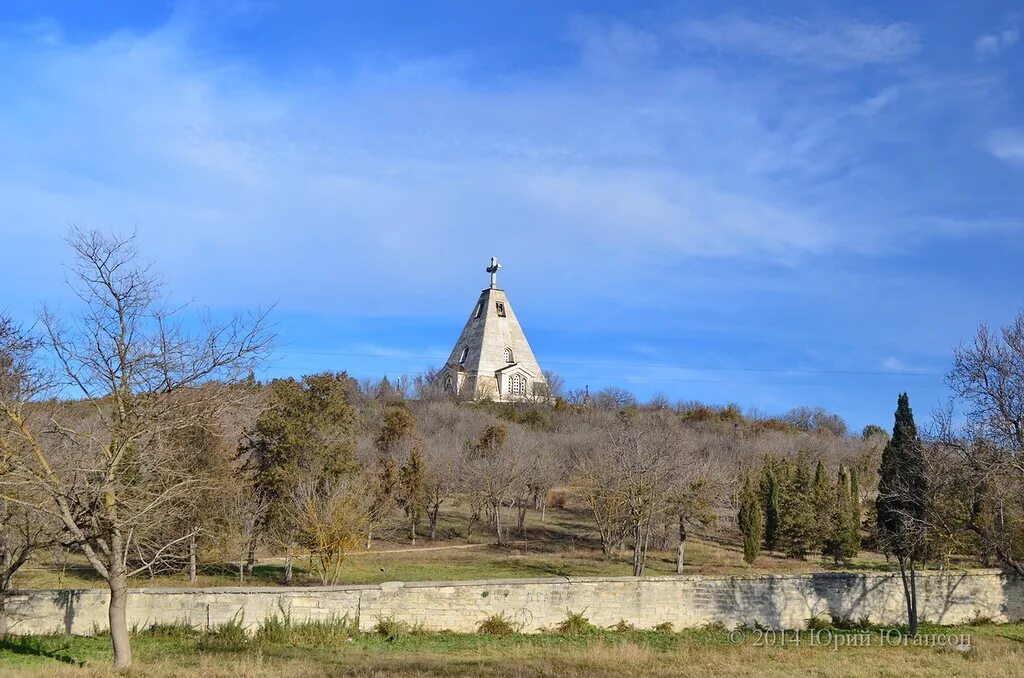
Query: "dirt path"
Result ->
[[259, 541, 508, 561]]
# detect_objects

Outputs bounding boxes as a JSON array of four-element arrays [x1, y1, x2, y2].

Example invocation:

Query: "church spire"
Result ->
[[440, 258, 547, 401], [486, 256, 502, 289]]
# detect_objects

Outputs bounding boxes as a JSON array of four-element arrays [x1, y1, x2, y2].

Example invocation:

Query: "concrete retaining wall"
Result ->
[[2, 571, 1020, 635]]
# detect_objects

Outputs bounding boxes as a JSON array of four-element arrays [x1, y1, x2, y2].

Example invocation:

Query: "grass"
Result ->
[[1, 621, 1022, 676], [10, 504, 911, 591]]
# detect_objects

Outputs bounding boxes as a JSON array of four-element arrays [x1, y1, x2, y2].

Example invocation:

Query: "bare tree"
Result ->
[[571, 417, 629, 558], [289, 476, 372, 585], [462, 423, 535, 546], [420, 427, 461, 540], [542, 370, 566, 400], [572, 411, 678, 574], [937, 311, 1024, 574], [0, 317, 65, 605], [227, 482, 269, 585], [669, 432, 727, 573], [0, 230, 270, 668]]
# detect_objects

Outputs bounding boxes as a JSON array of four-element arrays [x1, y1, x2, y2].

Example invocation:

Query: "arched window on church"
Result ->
[[443, 375, 453, 392], [509, 373, 525, 397], [504, 347, 514, 363], [459, 347, 469, 364]]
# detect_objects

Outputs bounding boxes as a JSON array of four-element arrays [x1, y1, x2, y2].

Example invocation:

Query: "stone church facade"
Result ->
[[439, 258, 548, 401]]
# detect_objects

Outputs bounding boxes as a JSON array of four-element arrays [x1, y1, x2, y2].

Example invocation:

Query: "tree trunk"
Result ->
[[188, 533, 197, 585], [410, 518, 417, 545], [283, 540, 293, 585], [428, 505, 439, 540], [897, 556, 919, 636], [493, 502, 504, 545], [244, 536, 257, 577], [909, 560, 919, 636], [676, 513, 687, 574], [108, 572, 132, 669], [366, 528, 373, 550], [640, 517, 652, 576], [600, 530, 613, 559], [517, 503, 527, 534], [632, 523, 643, 576]]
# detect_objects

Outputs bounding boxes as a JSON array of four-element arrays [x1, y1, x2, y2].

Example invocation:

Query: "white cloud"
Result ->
[[986, 129, 1024, 164], [881, 357, 906, 371], [853, 86, 900, 116], [569, 16, 660, 71], [677, 16, 920, 69], [0, 11, 1011, 324], [974, 25, 1019, 59], [0, 17, 869, 313]]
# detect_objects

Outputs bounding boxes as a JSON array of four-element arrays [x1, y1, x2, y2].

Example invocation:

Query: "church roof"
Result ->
[[444, 258, 546, 392]]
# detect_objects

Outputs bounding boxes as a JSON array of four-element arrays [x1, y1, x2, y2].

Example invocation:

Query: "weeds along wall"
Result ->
[[2, 572, 1021, 635]]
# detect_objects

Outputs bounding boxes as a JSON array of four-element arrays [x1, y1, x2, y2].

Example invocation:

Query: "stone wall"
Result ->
[[2, 571, 1020, 636]]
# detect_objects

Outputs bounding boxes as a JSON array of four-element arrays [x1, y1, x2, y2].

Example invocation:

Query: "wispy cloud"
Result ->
[[0, 9, 1016, 326], [569, 16, 660, 71], [974, 23, 1019, 59], [677, 16, 920, 69], [0, 14, 885, 316], [986, 129, 1024, 164], [853, 86, 900, 116]]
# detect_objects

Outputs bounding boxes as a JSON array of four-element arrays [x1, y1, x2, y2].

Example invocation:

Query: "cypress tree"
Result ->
[[811, 459, 833, 549], [876, 393, 928, 636], [823, 466, 861, 563], [849, 467, 861, 527], [780, 455, 817, 559], [738, 475, 763, 565], [760, 459, 782, 553]]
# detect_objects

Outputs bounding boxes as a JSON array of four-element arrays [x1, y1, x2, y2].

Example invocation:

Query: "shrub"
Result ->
[[968, 612, 998, 626], [831, 615, 873, 630], [652, 621, 674, 633], [198, 613, 249, 650], [255, 612, 357, 646], [547, 489, 569, 510], [699, 621, 728, 633], [138, 621, 201, 639], [477, 613, 518, 636], [805, 616, 831, 631], [372, 616, 408, 641], [610, 619, 635, 632], [556, 610, 598, 635]]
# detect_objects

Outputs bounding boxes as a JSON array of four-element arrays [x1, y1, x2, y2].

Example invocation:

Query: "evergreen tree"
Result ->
[[738, 474, 763, 564], [823, 466, 861, 563], [239, 373, 360, 580], [876, 393, 929, 636], [367, 403, 418, 548], [779, 455, 817, 558], [376, 404, 416, 454], [760, 457, 782, 552], [241, 374, 359, 521], [849, 467, 861, 527], [398, 445, 426, 544], [811, 459, 833, 548]]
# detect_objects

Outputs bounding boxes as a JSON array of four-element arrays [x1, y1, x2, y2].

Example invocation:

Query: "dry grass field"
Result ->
[[10, 502, 911, 592], [0, 620, 1020, 677], [3, 501, 994, 676]]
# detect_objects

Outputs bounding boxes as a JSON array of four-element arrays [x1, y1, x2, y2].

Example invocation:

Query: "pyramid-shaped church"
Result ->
[[440, 257, 548, 401]]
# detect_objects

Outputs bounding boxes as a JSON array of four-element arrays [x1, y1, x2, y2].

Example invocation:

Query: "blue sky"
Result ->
[[2, 1, 1022, 430]]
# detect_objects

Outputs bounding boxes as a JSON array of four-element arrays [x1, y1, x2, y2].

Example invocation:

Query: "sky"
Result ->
[[1, 1, 1022, 431]]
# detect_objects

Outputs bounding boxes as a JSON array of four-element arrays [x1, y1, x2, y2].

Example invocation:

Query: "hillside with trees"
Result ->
[[3, 230, 1024, 668]]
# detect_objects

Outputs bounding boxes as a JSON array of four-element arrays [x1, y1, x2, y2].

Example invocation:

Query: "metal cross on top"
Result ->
[[486, 256, 502, 289]]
